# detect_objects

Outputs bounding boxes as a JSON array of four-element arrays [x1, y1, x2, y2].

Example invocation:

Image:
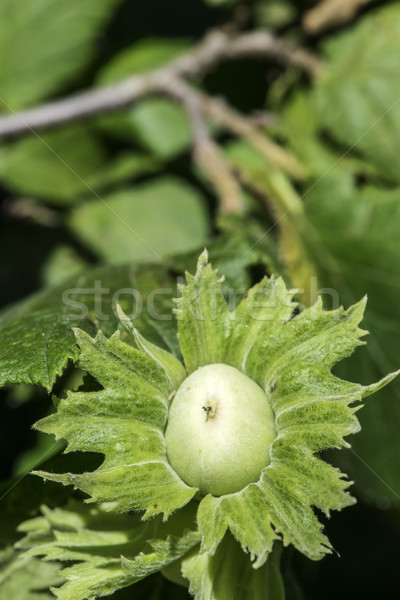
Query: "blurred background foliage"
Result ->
[[1, 0, 400, 598]]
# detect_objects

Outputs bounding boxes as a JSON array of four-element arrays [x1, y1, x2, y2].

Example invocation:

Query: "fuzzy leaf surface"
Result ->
[[302, 172, 400, 508], [181, 534, 284, 600], [0, 555, 62, 599], [18, 501, 199, 600], [0, 263, 179, 390], [29, 254, 398, 570], [175, 251, 231, 373], [35, 328, 196, 518], [0, 232, 265, 392], [0, 469, 73, 599], [187, 258, 398, 562]]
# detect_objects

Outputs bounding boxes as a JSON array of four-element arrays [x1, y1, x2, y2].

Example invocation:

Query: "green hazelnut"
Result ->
[[165, 363, 276, 496]]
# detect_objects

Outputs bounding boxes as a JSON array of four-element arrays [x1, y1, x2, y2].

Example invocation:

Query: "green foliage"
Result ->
[[315, 4, 400, 183], [0, 465, 72, 599], [97, 38, 191, 157], [0, 263, 179, 390], [69, 178, 209, 262], [302, 173, 400, 506], [0, 0, 121, 110], [223, 140, 318, 304], [2, 1, 400, 597], [0, 234, 263, 391], [181, 536, 284, 600], [35, 325, 197, 518], [0, 556, 62, 599], [0, 127, 159, 205], [18, 501, 199, 600], [0, 126, 105, 204], [28, 254, 396, 600], [125, 99, 191, 159], [98, 39, 189, 83], [278, 4, 400, 511], [175, 253, 231, 373]]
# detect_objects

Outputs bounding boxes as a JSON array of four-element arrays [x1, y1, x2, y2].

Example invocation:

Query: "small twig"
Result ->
[[219, 31, 323, 75], [195, 138, 244, 215], [159, 75, 303, 211], [303, 0, 373, 34], [248, 111, 277, 128], [163, 77, 243, 215], [0, 29, 322, 139], [3, 197, 61, 227], [200, 95, 305, 179]]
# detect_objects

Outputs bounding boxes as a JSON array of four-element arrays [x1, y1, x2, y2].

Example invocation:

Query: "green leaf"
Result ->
[[126, 99, 191, 159], [85, 151, 160, 190], [0, 126, 105, 204], [122, 529, 199, 580], [255, 0, 296, 28], [197, 487, 279, 566], [315, 3, 400, 183], [0, 555, 62, 599], [34, 327, 197, 518], [98, 38, 190, 84], [69, 178, 209, 263], [281, 92, 342, 176], [116, 304, 186, 390], [0, 262, 179, 390], [179, 256, 398, 562], [97, 38, 191, 157], [0, 0, 121, 110], [181, 534, 284, 600], [0, 234, 269, 392], [224, 141, 318, 305], [302, 172, 400, 508], [165, 222, 277, 292], [18, 501, 199, 600], [224, 276, 297, 375], [41, 246, 88, 288], [0, 470, 72, 599], [175, 250, 231, 373], [21, 253, 397, 572], [0, 126, 158, 205]]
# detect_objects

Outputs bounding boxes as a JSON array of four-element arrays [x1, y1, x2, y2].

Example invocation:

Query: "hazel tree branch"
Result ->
[[0, 29, 322, 139], [158, 75, 305, 213], [200, 94, 305, 179], [303, 0, 373, 34], [162, 77, 243, 215]]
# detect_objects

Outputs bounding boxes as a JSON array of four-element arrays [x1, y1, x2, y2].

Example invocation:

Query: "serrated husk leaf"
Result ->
[[18, 501, 199, 600], [175, 250, 231, 373], [33, 252, 398, 574], [116, 303, 186, 392], [223, 275, 297, 374], [176, 256, 398, 563], [34, 328, 196, 519], [181, 533, 284, 600]]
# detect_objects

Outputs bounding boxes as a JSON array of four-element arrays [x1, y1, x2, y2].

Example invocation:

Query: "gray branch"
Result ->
[[0, 30, 322, 139]]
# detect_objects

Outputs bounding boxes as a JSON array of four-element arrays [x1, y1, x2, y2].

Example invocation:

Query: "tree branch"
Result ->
[[303, 0, 373, 34], [200, 95, 305, 179], [162, 77, 243, 215], [0, 29, 322, 139]]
